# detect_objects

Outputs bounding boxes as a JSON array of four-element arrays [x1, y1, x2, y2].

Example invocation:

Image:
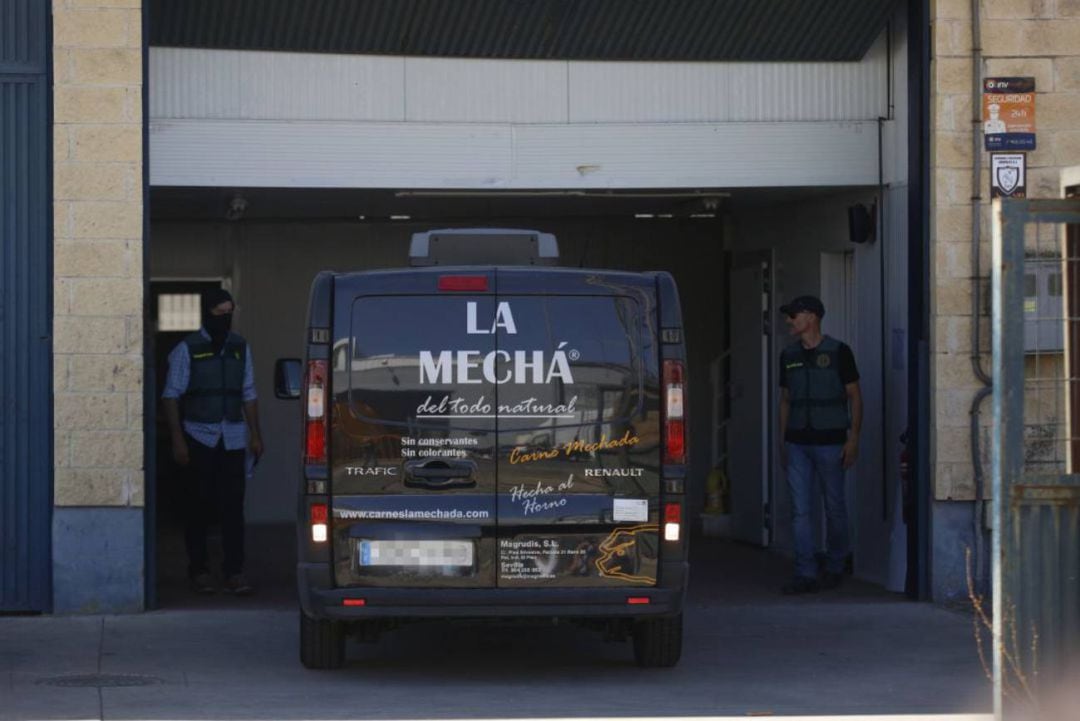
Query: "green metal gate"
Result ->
[[991, 197, 1080, 718]]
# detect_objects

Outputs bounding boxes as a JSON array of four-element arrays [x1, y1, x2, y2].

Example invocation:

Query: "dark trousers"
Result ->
[[184, 435, 246, 578]]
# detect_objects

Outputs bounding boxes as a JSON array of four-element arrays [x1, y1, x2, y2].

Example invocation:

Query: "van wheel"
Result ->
[[632, 613, 683, 668], [299, 612, 346, 669]]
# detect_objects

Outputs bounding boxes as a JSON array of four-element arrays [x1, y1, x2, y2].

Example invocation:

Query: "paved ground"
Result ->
[[1, 539, 993, 721]]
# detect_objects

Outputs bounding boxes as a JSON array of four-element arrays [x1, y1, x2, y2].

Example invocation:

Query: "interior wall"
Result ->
[[728, 188, 909, 588], [149, 218, 724, 524]]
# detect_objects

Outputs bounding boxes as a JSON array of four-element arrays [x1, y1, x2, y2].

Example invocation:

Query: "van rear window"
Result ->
[[344, 296, 497, 429], [495, 295, 650, 431], [344, 295, 652, 429]]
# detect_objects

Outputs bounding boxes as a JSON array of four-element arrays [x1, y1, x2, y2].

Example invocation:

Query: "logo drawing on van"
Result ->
[[419, 302, 576, 386], [595, 524, 657, 584]]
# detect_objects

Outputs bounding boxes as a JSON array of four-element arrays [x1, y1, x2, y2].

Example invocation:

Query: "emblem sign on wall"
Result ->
[[990, 153, 1026, 199]]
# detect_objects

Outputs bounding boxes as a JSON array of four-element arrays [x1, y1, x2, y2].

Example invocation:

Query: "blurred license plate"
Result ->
[[359, 540, 474, 567]]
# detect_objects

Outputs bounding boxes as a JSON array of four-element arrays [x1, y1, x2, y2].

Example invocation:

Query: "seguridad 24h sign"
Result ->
[[983, 77, 1036, 151]]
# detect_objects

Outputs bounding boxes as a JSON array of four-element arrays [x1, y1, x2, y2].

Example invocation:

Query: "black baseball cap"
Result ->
[[780, 295, 825, 318]]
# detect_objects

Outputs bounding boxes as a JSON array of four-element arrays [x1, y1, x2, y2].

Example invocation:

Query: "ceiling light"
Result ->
[[395, 190, 731, 199]]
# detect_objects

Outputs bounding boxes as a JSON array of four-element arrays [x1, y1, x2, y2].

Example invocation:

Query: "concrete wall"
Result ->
[[929, 0, 1080, 601], [149, 219, 724, 525], [52, 0, 144, 613]]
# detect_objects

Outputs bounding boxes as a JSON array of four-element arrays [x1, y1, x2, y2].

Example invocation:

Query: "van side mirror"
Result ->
[[274, 358, 302, 399]]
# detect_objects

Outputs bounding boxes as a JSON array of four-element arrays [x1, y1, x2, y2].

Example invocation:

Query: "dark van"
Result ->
[[276, 229, 689, 668]]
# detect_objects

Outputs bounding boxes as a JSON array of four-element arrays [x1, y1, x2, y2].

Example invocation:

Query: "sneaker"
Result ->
[[781, 576, 820, 595], [820, 572, 844, 590], [224, 574, 254, 596], [189, 572, 215, 594]]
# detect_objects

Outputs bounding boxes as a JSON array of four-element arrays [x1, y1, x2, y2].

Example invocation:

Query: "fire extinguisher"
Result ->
[[705, 466, 730, 514]]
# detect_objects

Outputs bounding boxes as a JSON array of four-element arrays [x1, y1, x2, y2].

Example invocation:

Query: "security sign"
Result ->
[[991, 153, 1026, 199], [983, 77, 1036, 151]]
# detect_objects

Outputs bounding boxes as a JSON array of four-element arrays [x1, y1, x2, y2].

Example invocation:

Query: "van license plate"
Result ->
[[359, 540, 474, 567]]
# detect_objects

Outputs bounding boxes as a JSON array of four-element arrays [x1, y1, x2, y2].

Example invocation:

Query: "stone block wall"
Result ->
[[52, 0, 144, 612], [932, 0, 1080, 501]]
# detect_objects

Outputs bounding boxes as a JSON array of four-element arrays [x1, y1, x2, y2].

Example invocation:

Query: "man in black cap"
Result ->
[[162, 288, 263, 595], [777, 295, 862, 594]]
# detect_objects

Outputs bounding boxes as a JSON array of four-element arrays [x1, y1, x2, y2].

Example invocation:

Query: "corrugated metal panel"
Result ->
[[150, 48, 405, 120], [149, 118, 879, 189], [149, 0, 896, 62], [570, 34, 887, 123], [150, 47, 242, 119], [150, 119, 513, 187], [1, 0, 51, 613], [150, 44, 887, 124], [405, 57, 567, 123], [511, 122, 879, 187], [0, 0, 45, 71]]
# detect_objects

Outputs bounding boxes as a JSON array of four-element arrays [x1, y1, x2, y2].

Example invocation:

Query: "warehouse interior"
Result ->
[[147, 183, 908, 605]]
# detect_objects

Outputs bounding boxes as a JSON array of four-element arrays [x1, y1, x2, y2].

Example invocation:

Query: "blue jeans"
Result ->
[[786, 442, 850, 579]]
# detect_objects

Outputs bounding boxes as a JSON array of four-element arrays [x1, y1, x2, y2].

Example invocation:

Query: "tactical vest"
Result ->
[[782, 336, 849, 432], [182, 332, 246, 423]]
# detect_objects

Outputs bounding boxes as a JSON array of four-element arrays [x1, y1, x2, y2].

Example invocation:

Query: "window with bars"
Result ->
[[157, 294, 202, 331]]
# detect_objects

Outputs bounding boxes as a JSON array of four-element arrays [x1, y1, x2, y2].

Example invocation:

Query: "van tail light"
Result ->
[[304, 360, 329, 465], [664, 502, 682, 542], [663, 360, 686, 464], [310, 502, 328, 543]]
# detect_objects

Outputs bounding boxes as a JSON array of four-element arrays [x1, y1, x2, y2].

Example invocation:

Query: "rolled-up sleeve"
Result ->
[[161, 342, 190, 399], [243, 345, 257, 402]]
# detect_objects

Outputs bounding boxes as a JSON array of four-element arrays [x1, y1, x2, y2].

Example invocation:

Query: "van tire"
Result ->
[[300, 612, 346, 669], [632, 613, 682, 667]]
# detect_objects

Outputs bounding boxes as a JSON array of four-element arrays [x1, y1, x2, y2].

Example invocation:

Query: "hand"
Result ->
[[249, 434, 264, 461], [841, 439, 859, 470], [171, 435, 190, 466]]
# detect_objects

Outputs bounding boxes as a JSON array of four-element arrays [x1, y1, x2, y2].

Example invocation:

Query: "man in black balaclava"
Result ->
[[202, 287, 234, 353], [161, 288, 263, 595]]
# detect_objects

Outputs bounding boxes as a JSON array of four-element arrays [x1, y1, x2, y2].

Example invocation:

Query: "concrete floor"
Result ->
[[2, 537, 993, 721]]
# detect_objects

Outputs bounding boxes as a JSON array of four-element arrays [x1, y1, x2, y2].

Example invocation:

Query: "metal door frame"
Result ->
[[727, 250, 775, 547]]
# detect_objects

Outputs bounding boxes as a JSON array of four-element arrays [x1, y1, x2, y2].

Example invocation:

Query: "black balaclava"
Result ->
[[201, 288, 234, 350]]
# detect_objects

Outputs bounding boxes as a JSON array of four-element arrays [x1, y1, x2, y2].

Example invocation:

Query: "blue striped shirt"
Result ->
[[162, 329, 257, 451]]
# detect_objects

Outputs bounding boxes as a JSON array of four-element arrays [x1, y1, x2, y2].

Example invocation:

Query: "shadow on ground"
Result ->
[[1, 530, 993, 721]]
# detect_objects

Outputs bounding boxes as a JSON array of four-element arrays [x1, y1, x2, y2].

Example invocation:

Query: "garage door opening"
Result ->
[[147, 185, 910, 608]]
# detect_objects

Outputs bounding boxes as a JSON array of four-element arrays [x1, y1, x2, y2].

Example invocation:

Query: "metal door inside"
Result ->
[[727, 252, 774, 547]]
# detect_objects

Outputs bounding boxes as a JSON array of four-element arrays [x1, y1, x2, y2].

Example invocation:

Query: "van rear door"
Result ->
[[330, 273, 498, 588], [494, 270, 662, 588]]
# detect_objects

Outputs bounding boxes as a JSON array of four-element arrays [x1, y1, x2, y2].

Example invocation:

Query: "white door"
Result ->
[[820, 252, 855, 341], [728, 252, 774, 546]]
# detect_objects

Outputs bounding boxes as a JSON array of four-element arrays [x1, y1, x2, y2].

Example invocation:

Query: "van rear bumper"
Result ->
[[297, 561, 688, 620]]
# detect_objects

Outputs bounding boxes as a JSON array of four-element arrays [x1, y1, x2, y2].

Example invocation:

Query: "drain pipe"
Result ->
[[968, 0, 991, 592]]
